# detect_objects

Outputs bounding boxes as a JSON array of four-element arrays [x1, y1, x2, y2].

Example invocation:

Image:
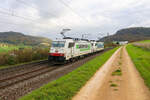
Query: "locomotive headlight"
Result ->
[[50, 48, 54, 52]]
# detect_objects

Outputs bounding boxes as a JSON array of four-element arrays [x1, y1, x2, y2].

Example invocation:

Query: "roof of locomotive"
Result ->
[[54, 37, 103, 43]]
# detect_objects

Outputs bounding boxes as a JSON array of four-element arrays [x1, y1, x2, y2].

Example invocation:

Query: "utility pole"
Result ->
[[107, 32, 110, 42]]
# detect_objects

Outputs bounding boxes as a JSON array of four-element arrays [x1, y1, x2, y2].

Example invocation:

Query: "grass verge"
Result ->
[[112, 69, 122, 76], [110, 83, 118, 87], [138, 40, 150, 43], [20, 47, 119, 100], [126, 44, 150, 89], [0, 59, 47, 70]]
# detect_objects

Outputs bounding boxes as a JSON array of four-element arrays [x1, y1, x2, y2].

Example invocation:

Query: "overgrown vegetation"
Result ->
[[0, 47, 49, 68], [112, 68, 122, 76], [126, 44, 150, 89], [20, 47, 119, 100], [133, 42, 150, 50], [110, 83, 118, 87], [113, 88, 118, 91], [104, 42, 119, 48]]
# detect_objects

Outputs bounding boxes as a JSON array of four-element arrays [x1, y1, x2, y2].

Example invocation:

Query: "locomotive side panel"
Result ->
[[73, 42, 92, 57]]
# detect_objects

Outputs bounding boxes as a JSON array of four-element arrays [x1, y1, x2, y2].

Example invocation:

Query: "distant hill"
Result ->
[[100, 27, 150, 42], [0, 31, 51, 46]]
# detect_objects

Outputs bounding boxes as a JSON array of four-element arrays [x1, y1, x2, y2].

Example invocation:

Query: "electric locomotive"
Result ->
[[48, 37, 104, 63]]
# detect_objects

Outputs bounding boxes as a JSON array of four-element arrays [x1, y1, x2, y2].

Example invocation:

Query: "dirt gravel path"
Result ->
[[72, 46, 150, 100]]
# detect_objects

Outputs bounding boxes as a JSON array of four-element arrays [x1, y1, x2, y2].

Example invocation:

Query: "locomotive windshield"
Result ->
[[52, 41, 65, 47]]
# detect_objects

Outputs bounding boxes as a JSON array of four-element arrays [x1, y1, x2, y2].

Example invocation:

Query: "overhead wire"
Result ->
[[0, 20, 21, 26], [0, 6, 65, 31], [0, 7, 37, 22], [0, 10, 51, 31], [15, 0, 57, 18], [15, 0, 71, 28], [57, 0, 89, 23], [0, 0, 91, 37], [0, 6, 40, 21], [0, 4, 67, 31]]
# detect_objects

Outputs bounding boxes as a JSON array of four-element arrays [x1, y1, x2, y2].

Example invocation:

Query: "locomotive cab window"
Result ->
[[52, 41, 65, 47], [68, 42, 75, 48]]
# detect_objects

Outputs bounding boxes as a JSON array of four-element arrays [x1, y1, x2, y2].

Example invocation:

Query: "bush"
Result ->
[[0, 47, 49, 67], [7, 54, 17, 65], [18, 48, 33, 63], [32, 48, 49, 60], [104, 42, 118, 48], [0, 53, 7, 65]]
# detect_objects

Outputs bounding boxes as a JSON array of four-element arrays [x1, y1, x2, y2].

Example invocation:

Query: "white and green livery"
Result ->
[[48, 37, 104, 63]]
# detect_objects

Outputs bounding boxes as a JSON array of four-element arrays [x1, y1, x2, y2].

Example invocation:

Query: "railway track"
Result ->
[[0, 64, 58, 89], [0, 60, 48, 77]]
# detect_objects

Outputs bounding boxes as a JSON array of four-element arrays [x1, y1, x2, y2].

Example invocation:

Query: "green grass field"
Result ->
[[0, 45, 31, 52], [126, 44, 150, 89], [20, 47, 119, 100], [138, 40, 150, 43], [0, 46, 18, 52]]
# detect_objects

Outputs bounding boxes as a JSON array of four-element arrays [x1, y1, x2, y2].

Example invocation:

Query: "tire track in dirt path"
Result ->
[[72, 46, 150, 100]]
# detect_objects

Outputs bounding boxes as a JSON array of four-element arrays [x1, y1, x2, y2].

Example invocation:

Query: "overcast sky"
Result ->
[[0, 0, 150, 40]]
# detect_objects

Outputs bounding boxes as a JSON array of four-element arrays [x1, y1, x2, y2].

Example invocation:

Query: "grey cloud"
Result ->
[[32, 0, 66, 20], [0, 0, 150, 40]]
